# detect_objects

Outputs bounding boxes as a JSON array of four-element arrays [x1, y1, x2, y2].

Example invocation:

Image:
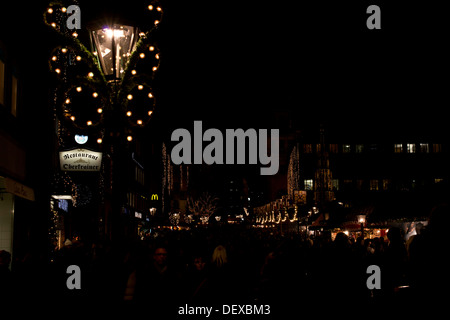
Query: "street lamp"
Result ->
[[357, 214, 366, 238], [45, 1, 164, 242], [90, 24, 139, 80]]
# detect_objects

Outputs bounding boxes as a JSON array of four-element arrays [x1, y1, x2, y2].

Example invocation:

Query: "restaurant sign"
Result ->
[[59, 148, 102, 172]]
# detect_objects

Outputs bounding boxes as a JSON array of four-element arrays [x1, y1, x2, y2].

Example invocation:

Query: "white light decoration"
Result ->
[[287, 146, 300, 200], [74, 134, 88, 144]]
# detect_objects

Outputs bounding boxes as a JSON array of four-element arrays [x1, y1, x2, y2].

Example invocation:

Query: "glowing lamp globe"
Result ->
[[90, 24, 138, 80]]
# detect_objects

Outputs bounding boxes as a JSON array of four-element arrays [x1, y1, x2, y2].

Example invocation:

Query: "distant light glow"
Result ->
[[75, 134, 88, 144]]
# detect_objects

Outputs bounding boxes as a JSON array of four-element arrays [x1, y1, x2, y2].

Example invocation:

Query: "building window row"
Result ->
[[127, 192, 147, 211], [302, 143, 443, 154], [302, 178, 444, 192], [135, 165, 145, 185]]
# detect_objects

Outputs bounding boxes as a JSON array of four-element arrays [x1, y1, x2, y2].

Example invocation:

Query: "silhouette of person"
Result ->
[[125, 245, 181, 316]]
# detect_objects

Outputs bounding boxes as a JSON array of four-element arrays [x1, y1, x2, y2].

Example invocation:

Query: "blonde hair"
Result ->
[[212, 245, 227, 268]]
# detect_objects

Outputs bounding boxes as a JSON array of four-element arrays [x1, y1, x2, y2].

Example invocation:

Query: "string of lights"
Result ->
[[44, 0, 163, 141]]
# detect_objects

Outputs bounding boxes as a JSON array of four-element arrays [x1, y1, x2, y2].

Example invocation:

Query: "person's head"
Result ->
[[334, 232, 349, 247], [193, 256, 206, 271], [212, 245, 227, 268], [153, 247, 168, 267]]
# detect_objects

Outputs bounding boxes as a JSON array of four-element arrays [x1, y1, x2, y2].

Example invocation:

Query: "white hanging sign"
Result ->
[[59, 148, 102, 171]]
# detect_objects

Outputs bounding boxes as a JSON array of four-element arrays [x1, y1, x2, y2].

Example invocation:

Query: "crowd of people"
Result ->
[[1, 204, 448, 316]]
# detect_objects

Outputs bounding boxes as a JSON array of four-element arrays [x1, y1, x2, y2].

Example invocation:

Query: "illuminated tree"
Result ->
[[187, 192, 219, 224]]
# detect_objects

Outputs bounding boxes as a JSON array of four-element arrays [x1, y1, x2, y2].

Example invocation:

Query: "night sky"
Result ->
[[1, 0, 449, 174]]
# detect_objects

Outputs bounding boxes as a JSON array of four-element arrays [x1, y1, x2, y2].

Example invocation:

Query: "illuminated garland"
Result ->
[[45, 0, 164, 139], [161, 143, 174, 214], [287, 146, 300, 200]]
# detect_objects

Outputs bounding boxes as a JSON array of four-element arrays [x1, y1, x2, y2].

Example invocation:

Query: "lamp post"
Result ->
[[45, 2, 163, 242], [358, 214, 366, 239]]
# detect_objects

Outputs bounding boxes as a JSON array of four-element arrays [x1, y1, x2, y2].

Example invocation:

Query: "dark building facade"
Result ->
[[0, 37, 49, 268], [255, 110, 449, 232]]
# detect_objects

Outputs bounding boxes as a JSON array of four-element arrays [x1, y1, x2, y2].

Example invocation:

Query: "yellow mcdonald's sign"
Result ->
[[151, 194, 159, 201]]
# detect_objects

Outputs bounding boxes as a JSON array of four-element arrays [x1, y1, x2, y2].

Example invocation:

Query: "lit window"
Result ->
[[406, 143, 416, 153], [382, 179, 392, 191], [304, 179, 313, 191], [419, 143, 429, 153], [356, 144, 364, 153], [332, 179, 339, 191], [434, 178, 444, 184], [369, 180, 379, 191], [394, 144, 403, 153], [329, 144, 338, 153], [316, 144, 321, 153], [432, 144, 442, 153], [342, 145, 351, 153], [303, 144, 312, 153]]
